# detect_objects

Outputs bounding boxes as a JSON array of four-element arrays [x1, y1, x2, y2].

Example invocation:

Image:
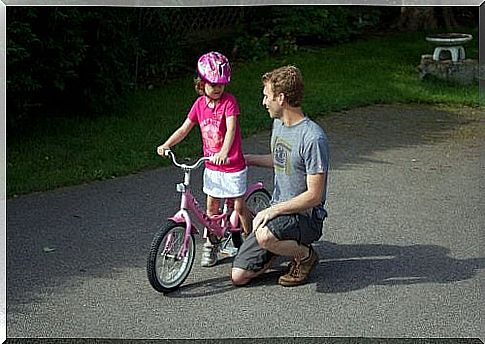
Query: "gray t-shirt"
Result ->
[[271, 117, 329, 218]]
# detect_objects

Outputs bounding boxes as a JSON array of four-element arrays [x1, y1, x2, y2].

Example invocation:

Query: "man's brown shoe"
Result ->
[[278, 246, 318, 287]]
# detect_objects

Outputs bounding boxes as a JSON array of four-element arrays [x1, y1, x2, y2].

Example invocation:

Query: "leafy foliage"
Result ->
[[233, 7, 381, 61], [6, 6, 476, 133], [6, 7, 186, 131]]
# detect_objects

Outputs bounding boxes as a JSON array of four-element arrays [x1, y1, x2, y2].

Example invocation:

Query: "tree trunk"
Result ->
[[397, 7, 438, 31], [397, 7, 461, 31], [440, 8, 459, 30]]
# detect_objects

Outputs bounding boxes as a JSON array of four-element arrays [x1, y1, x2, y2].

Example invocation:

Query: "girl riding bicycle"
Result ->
[[157, 51, 251, 267]]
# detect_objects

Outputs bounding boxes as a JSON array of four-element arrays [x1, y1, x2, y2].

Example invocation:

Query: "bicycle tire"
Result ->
[[231, 231, 244, 249], [245, 188, 271, 216], [231, 188, 272, 248], [147, 221, 195, 293]]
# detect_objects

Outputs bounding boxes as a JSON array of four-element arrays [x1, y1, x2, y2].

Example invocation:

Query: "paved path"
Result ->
[[5, 104, 484, 340]]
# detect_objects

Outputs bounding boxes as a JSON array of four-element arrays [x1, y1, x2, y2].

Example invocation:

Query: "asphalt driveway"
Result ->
[[5, 104, 484, 340]]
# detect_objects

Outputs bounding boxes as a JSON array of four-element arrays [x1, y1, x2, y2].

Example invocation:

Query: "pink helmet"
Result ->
[[197, 51, 231, 85]]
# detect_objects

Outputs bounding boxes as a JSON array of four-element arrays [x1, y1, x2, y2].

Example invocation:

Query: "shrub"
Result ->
[[231, 6, 382, 61]]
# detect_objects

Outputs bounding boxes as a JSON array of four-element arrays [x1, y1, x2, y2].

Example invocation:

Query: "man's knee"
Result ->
[[255, 227, 278, 250], [231, 267, 252, 286]]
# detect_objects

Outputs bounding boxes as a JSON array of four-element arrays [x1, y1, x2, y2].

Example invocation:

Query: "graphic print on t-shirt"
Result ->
[[200, 117, 223, 154], [273, 137, 292, 175]]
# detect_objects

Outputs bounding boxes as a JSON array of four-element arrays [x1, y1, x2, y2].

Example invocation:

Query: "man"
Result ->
[[231, 65, 330, 287]]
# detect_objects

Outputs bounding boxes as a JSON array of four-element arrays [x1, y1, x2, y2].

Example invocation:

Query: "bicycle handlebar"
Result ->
[[166, 150, 210, 170]]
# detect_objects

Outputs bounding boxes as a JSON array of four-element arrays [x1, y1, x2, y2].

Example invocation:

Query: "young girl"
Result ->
[[157, 51, 251, 267]]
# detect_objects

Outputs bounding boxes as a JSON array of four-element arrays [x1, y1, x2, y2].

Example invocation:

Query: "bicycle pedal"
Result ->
[[219, 246, 238, 258]]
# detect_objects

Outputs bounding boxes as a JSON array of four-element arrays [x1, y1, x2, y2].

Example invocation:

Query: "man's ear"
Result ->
[[277, 93, 285, 105]]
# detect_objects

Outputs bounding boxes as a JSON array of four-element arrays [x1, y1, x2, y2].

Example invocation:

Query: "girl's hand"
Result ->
[[210, 152, 228, 165], [157, 145, 171, 158]]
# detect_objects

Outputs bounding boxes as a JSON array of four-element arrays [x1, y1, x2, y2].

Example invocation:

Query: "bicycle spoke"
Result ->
[[155, 227, 191, 285]]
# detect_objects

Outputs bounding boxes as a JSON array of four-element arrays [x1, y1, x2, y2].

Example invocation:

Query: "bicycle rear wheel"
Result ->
[[230, 188, 272, 248], [245, 188, 271, 215], [147, 221, 195, 293]]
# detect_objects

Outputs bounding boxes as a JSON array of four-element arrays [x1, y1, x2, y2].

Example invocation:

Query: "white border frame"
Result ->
[[0, 2, 482, 344]]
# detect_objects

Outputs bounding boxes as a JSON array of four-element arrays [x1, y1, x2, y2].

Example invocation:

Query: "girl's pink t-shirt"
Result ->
[[187, 92, 246, 173]]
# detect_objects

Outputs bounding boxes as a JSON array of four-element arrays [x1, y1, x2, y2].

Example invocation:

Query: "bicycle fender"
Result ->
[[245, 181, 265, 197], [169, 211, 199, 234]]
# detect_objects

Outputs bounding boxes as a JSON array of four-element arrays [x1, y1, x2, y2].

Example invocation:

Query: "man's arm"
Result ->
[[253, 172, 326, 231], [245, 154, 273, 168]]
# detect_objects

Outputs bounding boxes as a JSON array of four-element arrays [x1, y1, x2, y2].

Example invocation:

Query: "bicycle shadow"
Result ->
[[311, 241, 485, 293], [165, 276, 235, 298], [165, 270, 285, 298], [165, 256, 283, 298]]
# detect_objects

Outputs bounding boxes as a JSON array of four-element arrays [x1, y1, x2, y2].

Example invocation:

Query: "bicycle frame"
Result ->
[[164, 151, 266, 259]]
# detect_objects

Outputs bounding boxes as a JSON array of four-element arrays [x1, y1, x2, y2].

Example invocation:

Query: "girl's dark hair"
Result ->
[[194, 77, 205, 96]]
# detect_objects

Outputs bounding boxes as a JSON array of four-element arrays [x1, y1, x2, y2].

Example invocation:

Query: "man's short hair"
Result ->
[[261, 65, 304, 107]]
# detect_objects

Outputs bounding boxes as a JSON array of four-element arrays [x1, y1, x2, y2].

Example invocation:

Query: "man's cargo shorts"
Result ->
[[232, 208, 327, 272]]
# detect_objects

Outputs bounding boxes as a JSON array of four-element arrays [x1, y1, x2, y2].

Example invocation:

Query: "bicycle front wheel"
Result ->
[[147, 221, 195, 293]]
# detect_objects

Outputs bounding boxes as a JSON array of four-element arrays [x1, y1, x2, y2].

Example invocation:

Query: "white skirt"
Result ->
[[203, 167, 247, 198]]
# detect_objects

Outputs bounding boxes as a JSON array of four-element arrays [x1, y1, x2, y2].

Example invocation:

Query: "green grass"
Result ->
[[7, 30, 479, 197]]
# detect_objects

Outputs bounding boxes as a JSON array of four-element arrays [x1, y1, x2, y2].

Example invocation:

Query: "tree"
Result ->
[[397, 7, 469, 31]]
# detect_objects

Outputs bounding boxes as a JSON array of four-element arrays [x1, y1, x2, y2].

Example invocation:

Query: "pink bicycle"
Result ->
[[147, 150, 271, 293]]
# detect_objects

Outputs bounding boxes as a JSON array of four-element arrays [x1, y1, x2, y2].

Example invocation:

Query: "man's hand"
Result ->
[[253, 207, 278, 232], [244, 154, 255, 166]]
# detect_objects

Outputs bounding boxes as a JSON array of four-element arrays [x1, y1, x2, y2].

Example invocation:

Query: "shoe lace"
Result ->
[[289, 261, 301, 278]]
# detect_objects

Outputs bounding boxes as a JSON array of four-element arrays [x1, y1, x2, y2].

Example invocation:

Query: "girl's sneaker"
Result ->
[[201, 242, 218, 267]]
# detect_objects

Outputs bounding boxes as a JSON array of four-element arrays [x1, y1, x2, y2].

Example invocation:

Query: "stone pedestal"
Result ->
[[432, 46, 466, 62], [417, 54, 481, 85]]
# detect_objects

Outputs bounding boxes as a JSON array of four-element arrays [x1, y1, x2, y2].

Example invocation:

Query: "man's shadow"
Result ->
[[311, 241, 485, 293], [167, 240, 484, 298]]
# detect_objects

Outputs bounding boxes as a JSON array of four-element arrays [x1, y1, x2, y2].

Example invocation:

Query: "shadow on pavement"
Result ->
[[8, 233, 481, 301], [165, 238, 485, 298], [312, 241, 485, 293], [165, 276, 235, 298], [165, 257, 282, 298]]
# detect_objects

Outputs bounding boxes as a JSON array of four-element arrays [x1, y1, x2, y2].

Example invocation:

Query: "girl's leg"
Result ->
[[206, 194, 221, 217], [206, 195, 221, 240], [234, 197, 252, 235], [201, 195, 221, 267]]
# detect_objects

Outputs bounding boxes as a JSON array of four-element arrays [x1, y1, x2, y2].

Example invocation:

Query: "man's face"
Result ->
[[262, 82, 281, 119]]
